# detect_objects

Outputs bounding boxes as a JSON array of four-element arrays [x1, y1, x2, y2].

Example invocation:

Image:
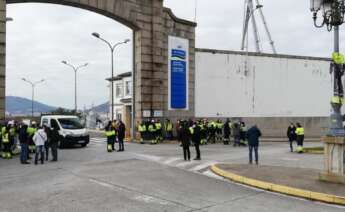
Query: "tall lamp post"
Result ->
[[310, 0, 345, 136], [61, 61, 88, 113], [91, 32, 130, 121], [21, 78, 45, 117]]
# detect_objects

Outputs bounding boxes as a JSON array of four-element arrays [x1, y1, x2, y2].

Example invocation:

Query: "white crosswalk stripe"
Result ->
[[133, 154, 220, 179], [89, 137, 221, 179], [90, 137, 106, 144]]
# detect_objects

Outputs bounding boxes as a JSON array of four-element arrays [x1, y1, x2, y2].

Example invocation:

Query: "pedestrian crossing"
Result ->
[[90, 137, 106, 144], [89, 137, 223, 180], [132, 153, 221, 179]]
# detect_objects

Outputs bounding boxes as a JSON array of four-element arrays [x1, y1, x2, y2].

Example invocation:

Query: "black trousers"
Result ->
[[183, 145, 190, 160], [118, 137, 124, 151], [50, 142, 58, 161], [45, 142, 50, 161], [194, 141, 201, 159], [107, 137, 115, 151], [297, 135, 304, 146]]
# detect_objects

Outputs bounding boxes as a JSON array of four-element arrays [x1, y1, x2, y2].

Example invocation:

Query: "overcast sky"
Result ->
[[5, 0, 342, 109]]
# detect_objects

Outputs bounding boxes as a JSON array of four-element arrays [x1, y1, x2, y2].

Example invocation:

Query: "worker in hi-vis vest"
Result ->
[[105, 121, 116, 152], [295, 123, 305, 153]]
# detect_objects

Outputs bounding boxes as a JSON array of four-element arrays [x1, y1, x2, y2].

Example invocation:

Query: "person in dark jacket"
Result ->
[[246, 125, 262, 165], [287, 123, 297, 152], [191, 122, 201, 160], [117, 121, 126, 152], [19, 124, 30, 164], [44, 126, 51, 161], [232, 122, 241, 147], [223, 119, 231, 145], [180, 122, 191, 161], [50, 121, 60, 161]]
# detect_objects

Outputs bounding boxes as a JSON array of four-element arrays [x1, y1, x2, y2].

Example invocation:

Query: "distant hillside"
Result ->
[[6, 96, 57, 115], [88, 102, 108, 113]]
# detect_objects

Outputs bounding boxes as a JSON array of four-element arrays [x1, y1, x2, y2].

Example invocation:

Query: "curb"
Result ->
[[303, 147, 324, 154], [210, 164, 345, 206]]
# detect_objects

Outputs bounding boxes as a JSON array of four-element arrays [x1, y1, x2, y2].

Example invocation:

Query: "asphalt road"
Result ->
[[0, 139, 344, 212]]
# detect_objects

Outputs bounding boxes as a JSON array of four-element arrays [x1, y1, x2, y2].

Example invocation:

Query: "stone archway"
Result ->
[[0, 0, 196, 128]]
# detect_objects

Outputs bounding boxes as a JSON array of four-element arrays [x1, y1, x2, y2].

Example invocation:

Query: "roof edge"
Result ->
[[163, 7, 197, 27], [195, 48, 330, 62]]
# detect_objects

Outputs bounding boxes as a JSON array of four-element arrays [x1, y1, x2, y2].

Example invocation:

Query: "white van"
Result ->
[[40, 115, 89, 148]]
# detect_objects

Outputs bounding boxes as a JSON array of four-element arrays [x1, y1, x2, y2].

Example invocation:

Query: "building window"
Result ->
[[125, 81, 132, 96], [116, 83, 123, 98]]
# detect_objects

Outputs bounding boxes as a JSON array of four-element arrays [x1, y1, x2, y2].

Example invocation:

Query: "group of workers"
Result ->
[[104, 120, 126, 152], [0, 120, 59, 164], [137, 118, 249, 146]]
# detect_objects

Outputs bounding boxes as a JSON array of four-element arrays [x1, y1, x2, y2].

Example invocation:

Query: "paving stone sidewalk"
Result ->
[[217, 164, 345, 197]]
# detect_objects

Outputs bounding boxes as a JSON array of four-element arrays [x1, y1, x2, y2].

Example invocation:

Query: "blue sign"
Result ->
[[171, 49, 187, 109]]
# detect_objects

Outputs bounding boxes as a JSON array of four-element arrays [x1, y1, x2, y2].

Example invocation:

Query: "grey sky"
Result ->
[[5, 0, 342, 109]]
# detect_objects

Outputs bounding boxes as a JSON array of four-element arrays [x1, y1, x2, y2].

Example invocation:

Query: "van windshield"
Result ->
[[58, 118, 83, 130]]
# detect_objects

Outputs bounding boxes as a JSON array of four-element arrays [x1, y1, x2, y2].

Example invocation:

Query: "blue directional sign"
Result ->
[[170, 49, 187, 109], [169, 36, 189, 110]]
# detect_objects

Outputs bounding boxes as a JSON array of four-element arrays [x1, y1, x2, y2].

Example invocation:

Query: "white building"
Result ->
[[107, 72, 132, 133], [195, 49, 331, 137], [108, 50, 333, 137]]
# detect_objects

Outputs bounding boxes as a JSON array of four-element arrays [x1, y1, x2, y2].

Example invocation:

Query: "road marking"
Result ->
[[282, 158, 299, 161], [90, 178, 172, 206], [202, 170, 225, 180], [163, 157, 181, 165], [89, 179, 121, 190], [132, 153, 162, 162], [176, 161, 198, 168], [189, 161, 218, 172], [90, 138, 106, 144], [134, 195, 170, 206]]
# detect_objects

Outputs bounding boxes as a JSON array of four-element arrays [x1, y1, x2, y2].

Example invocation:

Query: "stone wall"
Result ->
[[239, 117, 328, 138]]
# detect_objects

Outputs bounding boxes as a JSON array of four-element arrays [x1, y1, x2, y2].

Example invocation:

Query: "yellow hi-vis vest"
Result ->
[[2, 133, 9, 143], [165, 123, 173, 132], [27, 127, 36, 137], [295, 127, 305, 136], [332, 52, 345, 64], [105, 130, 115, 137], [155, 123, 162, 130], [148, 124, 155, 132], [138, 125, 146, 132], [189, 127, 194, 135], [331, 96, 344, 105]]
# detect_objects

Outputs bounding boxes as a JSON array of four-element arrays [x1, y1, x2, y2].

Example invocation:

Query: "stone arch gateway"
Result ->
[[0, 0, 196, 130]]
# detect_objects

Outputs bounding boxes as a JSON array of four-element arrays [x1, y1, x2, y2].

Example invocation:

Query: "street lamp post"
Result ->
[[21, 78, 45, 117], [61, 61, 88, 113], [91, 32, 130, 121], [310, 0, 345, 136]]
